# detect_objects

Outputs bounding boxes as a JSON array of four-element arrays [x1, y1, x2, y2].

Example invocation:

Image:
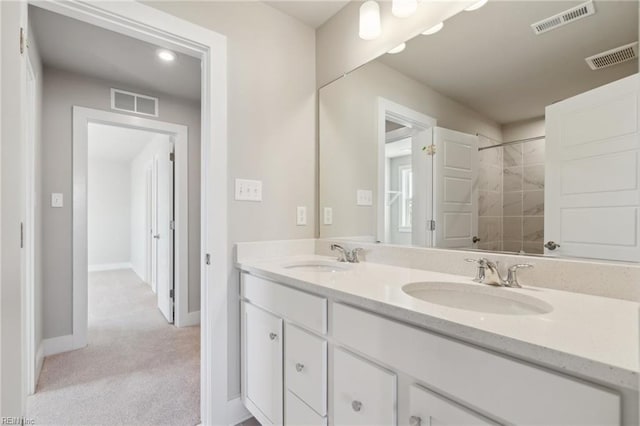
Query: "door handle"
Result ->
[[472, 236, 481, 243], [153, 234, 160, 239], [544, 241, 560, 250]]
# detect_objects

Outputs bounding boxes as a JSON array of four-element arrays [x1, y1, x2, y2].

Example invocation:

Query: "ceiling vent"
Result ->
[[585, 42, 639, 70], [531, 1, 595, 35], [111, 89, 159, 117]]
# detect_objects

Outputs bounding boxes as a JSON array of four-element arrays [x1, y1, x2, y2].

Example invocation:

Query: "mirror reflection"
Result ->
[[319, 1, 639, 262]]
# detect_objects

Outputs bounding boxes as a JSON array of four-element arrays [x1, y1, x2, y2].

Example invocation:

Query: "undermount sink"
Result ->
[[282, 260, 351, 273], [402, 282, 553, 315]]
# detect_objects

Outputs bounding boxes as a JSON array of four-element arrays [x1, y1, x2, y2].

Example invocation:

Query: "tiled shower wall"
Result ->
[[502, 138, 546, 254], [478, 135, 503, 251]]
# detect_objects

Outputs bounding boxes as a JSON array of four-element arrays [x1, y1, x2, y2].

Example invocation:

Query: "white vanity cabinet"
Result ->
[[241, 272, 623, 426]]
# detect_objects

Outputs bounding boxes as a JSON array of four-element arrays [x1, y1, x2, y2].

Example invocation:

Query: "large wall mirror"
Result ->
[[319, 0, 639, 262]]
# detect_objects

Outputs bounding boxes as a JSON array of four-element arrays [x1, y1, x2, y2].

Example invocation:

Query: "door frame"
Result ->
[[25, 1, 229, 424], [377, 98, 437, 246], [73, 107, 190, 328]]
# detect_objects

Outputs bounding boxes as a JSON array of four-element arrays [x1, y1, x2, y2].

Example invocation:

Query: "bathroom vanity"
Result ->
[[238, 254, 638, 426]]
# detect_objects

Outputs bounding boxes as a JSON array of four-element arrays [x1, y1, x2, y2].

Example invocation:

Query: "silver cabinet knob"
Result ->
[[351, 400, 362, 412], [410, 416, 422, 426], [295, 363, 304, 372], [269, 332, 277, 341], [544, 241, 560, 250]]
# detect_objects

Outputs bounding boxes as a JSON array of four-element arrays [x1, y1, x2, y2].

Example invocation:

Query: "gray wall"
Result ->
[[41, 66, 201, 339], [145, 1, 317, 399]]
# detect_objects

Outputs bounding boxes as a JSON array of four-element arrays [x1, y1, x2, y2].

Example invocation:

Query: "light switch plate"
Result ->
[[296, 206, 307, 226], [356, 189, 373, 206], [323, 207, 333, 225], [235, 179, 262, 201], [51, 193, 63, 208]]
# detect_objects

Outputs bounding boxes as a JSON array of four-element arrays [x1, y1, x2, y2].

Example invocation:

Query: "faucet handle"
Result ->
[[350, 248, 364, 263], [465, 258, 488, 282], [330, 244, 348, 262], [506, 264, 533, 288]]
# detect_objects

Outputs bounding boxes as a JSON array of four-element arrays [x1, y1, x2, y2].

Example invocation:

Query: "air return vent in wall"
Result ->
[[110, 89, 159, 117], [530, 1, 595, 35], [585, 42, 639, 70]]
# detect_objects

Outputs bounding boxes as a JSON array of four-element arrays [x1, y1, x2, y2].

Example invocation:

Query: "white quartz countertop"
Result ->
[[238, 255, 639, 391]]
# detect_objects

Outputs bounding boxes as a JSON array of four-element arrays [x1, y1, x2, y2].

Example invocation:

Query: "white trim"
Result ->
[[227, 396, 252, 426], [88, 262, 133, 272], [181, 310, 201, 327], [35, 342, 44, 386], [29, 2, 228, 423], [73, 107, 190, 334], [42, 335, 74, 356]]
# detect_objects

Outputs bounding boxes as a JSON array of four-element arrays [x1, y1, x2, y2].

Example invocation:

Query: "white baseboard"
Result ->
[[227, 397, 251, 426], [177, 310, 201, 327], [88, 262, 132, 272], [35, 342, 44, 383], [43, 334, 75, 356]]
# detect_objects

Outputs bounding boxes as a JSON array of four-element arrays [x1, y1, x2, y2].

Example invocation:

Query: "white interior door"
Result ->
[[545, 74, 640, 262], [433, 127, 479, 248], [154, 143, 174, 323]]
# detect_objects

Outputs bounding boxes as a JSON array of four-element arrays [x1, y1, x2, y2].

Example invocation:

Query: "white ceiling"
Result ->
[[88, 123, 160, 162], [378, 1, 638, 124], [30, 6, 201, 101], [264, 0, 350, 28]]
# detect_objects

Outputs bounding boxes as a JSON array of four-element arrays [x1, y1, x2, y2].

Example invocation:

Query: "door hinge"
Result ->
[[169, 152, 175, 162], [428, 220, 436, 231], [169, 289, 174, 299], [20, 27, 25, 55], [423, 144, 436, 156], [205, 253, 211, 266], [170, 220, 175, 230], [20, 222, 24, 248]]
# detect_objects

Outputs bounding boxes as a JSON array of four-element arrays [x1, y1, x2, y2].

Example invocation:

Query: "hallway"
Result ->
[[27, 269, 200, 425]]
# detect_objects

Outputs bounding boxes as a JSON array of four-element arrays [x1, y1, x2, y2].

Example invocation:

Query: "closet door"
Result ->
[[408, 384, 496, 426], [545, 74, 640, 261]]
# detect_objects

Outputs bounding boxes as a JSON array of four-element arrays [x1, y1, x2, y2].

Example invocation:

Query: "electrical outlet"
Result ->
[[357, 189, 373, 206], [323, 207, 333, 225], [296, 206, 307, 226], [235, 179, 262, 201], [51, 193, 64, 208]]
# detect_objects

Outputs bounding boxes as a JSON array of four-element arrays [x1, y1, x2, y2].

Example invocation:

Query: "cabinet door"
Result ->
[[286, 390, 327, 426], [333, 347, 397, 425], [245, 303, 284, 425], [285, 324, 327, 415], [409, 384, 496, 426]]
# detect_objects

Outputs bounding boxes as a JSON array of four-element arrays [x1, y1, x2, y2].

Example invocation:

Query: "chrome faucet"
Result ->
[[466, 258, 533, 288], [330, 244, 363, 263]]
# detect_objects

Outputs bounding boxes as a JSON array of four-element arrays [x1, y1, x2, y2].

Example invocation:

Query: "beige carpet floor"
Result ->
[[27, 269, 200, 426]]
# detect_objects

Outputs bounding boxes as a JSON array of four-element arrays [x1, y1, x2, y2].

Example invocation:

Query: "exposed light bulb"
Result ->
[[422, 22, 444, 35], [359, 1, 381, 40], [157, 49, 176, 62], [465, 0, 488, 11], [387, 43, 406, 54], [392, 0, 418, 18]]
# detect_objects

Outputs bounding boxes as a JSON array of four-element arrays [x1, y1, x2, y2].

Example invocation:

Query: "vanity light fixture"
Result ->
[[422, 22, 444, 35], [392, 0, 418, 18], [359, 1, 382, 40], [465, 0, 488, 11], [157, 49, 176, 62], [388, 43, 406, 54]]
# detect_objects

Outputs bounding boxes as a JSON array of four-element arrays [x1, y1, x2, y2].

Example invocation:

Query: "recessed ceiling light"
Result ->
[[157, 49, 176, 62], [422, 22, 444, 35], [388, 43, 406, 54], [465, 0, 488, 11]]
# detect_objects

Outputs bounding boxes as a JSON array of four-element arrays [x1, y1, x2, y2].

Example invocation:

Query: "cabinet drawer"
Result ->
[[242, 273, 327, 334], [286, 390, 327, 426], [333, 347, 397, 426], [333, 303, 620, 425], [285, 324, 327, 416], [409, 384, 496, 426]]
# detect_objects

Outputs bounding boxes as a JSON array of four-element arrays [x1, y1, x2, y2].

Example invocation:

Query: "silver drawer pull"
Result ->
[[269, 332, 277, 341], [295, 363, 304, 372], [410, 416, 422, 426], [352, 400, 362, 412]]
